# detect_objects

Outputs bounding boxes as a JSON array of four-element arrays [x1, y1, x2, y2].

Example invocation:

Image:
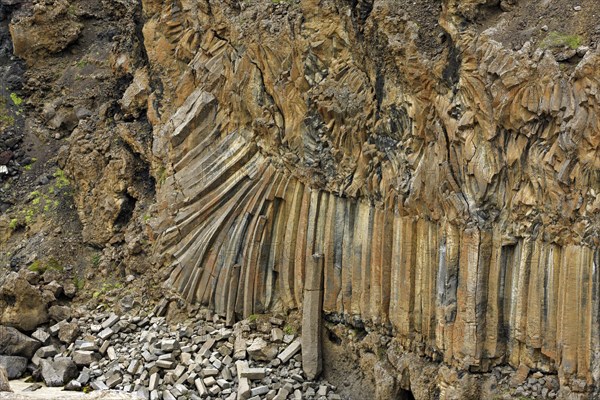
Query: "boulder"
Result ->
[[0, 273, 49, 331], [49, 305, 72, 322], [34, 345, 59, 359], [0, 326, 41, 358], [9, 0, 83, 65], [120, 68, 150, 116], [0, 355, 27, 379], [40, 358, 78, 387], [63, 282, 77, 298], [44, 281, 63, 298], [72, 350, 97, 367], [0, 366, 11, 392], [247, 337, 278, 361], [58, 322, 80, 344]]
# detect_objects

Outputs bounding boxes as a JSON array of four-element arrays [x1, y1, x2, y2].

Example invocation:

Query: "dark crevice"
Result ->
[[442, 34, 461, 93], [397, 389, 416, 400], [114, 192, 137, 228]]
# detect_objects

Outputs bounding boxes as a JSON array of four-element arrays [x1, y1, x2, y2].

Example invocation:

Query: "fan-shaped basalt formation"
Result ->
[[141, 0, 600, 397]]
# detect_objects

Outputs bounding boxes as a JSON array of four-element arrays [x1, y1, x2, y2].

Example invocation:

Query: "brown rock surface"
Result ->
[[140, 0, 600, 397], [1, 0, 599, 398], [9, 0, 83, 65], [0, 273, 49, 331]]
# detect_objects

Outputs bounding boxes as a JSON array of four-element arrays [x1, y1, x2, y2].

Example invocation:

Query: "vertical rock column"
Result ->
[[302, 192, 325, 379], [302, 252, 324, 379]]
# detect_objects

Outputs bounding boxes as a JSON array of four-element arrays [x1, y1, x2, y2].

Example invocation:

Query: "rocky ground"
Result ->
[[0, 268, 343, 400]]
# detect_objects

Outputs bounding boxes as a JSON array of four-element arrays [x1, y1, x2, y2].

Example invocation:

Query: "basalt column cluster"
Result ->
[[140, 0, 600, 397]]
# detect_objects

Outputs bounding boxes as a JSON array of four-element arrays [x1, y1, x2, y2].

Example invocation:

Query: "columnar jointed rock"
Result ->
[[144, 0, 600, 396], [302, 251, 324, 380]]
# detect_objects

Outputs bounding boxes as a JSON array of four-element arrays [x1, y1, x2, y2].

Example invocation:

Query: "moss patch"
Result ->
[[540, 31, 582, 50]]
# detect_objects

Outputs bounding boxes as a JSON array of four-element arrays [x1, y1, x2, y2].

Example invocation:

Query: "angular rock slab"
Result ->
[[40, 357, 78, 387], [0, 325, 41, 358]]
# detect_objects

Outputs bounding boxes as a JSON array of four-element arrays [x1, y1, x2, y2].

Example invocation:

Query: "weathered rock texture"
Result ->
[[137, 0, 600, 397], [3, 0, 599, 398]]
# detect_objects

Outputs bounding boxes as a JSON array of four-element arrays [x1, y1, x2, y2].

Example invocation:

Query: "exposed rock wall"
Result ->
[[138, 0, 600, 397]]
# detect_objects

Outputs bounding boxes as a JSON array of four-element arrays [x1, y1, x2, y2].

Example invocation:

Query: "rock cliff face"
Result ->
[[137, 0, 600, 397], [1, 0, 600, 398]]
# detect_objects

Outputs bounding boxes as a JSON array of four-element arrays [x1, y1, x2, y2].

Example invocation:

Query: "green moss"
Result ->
[[23, 158, 37, 171], [28, 260, 42, 273], [9, 93, 23, 107], [0, 97, 15, 129], [247, 314, 258, 323], [53, 169, 70, 189], [73, 276, 85, 290], [156, 166, 167, 185], [28, 257, 64, 273], [24, 208, 35, 225], [91, 253, 101, 268], [541, 31, 582, 50], [283, 324, 296, 335]]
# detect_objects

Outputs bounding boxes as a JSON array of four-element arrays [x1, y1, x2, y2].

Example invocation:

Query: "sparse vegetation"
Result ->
[[91, 253, 101, 268], [28, 257, 64, 273], [9, 92, 23, 107], [0, 97, 15, 129], [54, 168, 70, 189], [283, 324, 296, 335], [156, 166, 167, 185], [540, 31, 582, 50], [92, 281, 123, 298], [23, 158, 37, 171], [73, 276, 85, 290]]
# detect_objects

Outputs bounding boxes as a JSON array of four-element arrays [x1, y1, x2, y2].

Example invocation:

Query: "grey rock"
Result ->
[[58, 322, 80, 344], [44, 281, 63, 298], [106, 372, 123, 388], [101, 314, 120, 329], [98, 327, 114, 340], [247, 337, 278, 361], [31, 328, 51, 345], [251, 385, 269, 396], [73, 350, 97, 366], [35, 345, 59, 358], [0, 356, 27, 379], [49, 305, 72, 322], [277, 339, 301, 363], [0, 326, 41, 358], [64, 380, 82, 391], [63, 283, 77, 298], [40, 357, 78, 387], [90, 380, 109, 390]]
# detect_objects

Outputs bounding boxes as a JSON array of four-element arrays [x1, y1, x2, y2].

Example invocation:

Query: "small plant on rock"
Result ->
[[540, 31, 582, 50]]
